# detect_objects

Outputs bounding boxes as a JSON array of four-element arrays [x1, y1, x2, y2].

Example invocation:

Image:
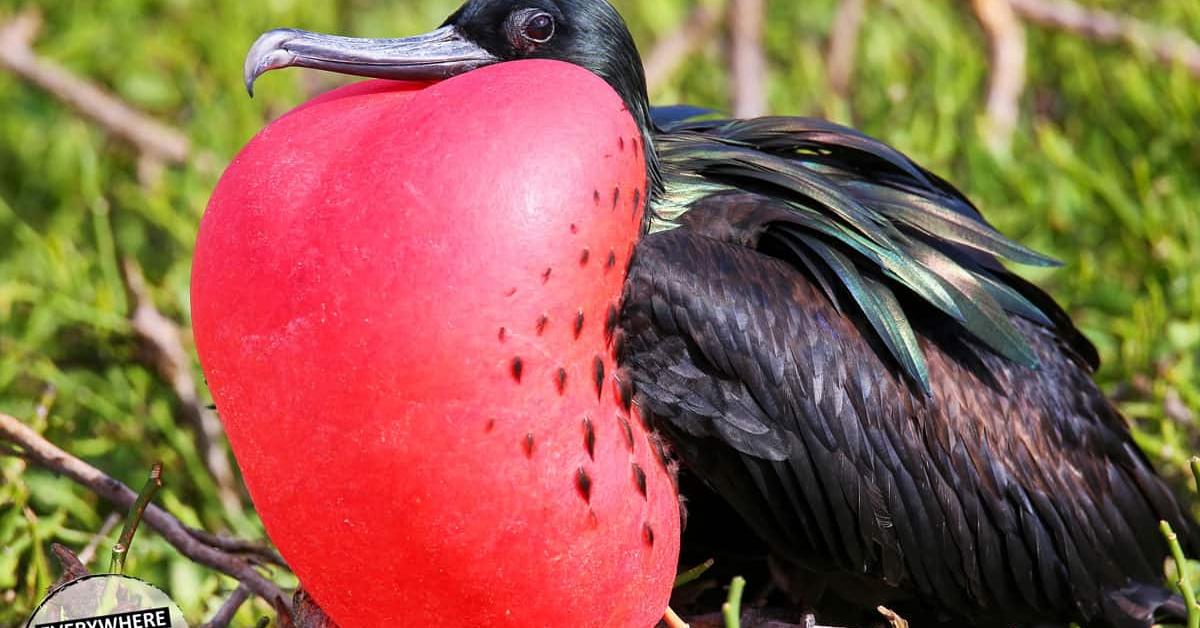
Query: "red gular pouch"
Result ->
[[192, 60, 680, 627]]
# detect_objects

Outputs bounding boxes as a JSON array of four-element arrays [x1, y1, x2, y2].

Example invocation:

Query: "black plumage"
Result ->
[[621, 213, 1192, 626], [620, 54, 1192, 628], [242, 1, 1198, 626], [627, 97, 1193, 628]]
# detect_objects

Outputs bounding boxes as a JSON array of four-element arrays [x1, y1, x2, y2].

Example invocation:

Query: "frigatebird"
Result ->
[[242, 1, 1198, 626]]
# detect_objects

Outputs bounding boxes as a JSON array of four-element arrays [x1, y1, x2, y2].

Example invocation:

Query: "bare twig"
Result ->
[[35, 384, 57, 425], [0, 412, 291, 616], [826, 0, 867, 100], [644, 2, 725, 93], [78, 512, 121, 567], [664, 607, 690, 628], [184, 526, 287, 568], [728, 0, 767, 118], [110, 462, 164, 574], [972, 0, 1026, 152], [50, 543, 90, 589], [201, 585, 252, 628], [0, 10, 190, 166], [1008, 0, 1200, 78], [122, 258, 243, 516], [1165, 388, 1196, 425]]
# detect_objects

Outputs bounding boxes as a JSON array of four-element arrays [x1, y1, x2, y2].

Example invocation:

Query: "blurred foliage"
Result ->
[[0, 0, 1198, 624]]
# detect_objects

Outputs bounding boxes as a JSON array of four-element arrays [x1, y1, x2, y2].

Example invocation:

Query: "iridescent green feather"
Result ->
[[648, 111, 1062, 392]]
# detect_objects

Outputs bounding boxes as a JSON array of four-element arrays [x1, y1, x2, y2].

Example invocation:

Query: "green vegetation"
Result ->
[[1, 0, 1198, 624]]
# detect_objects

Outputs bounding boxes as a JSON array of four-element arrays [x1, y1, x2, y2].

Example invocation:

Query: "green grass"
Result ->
[[1, 0, 1199, 624]]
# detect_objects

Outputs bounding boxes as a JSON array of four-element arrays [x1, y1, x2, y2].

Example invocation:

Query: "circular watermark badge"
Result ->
[[26, 574, 189, 628]]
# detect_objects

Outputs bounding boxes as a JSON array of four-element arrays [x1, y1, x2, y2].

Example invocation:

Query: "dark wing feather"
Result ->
[[650, 117, 1096, 391], [620, 226, 1194, 627], [650, 104, 719, 130]]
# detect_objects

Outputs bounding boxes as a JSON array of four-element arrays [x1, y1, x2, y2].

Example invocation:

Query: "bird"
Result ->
[[238, 1, 1198, 626]]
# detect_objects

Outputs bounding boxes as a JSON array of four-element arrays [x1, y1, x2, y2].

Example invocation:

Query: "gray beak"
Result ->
[[244, 25, 500, 96]]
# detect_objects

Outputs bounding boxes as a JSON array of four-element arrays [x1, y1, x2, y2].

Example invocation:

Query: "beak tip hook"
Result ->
[[244, 28, 304, 99]]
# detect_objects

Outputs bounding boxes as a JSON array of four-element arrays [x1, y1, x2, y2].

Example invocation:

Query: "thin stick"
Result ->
[[721, 576, 746, 628], [184, 527, 287, 567], [50, 543, 90, 589], [110, 462, 164, 574], [971, 0, 1026, 152], [35, 384, 57, 424], [877, 606, 910, 628], [122, 258, 243, 514], [664, 607, 690, 628], [728, 0, 767, 118], [1008, 0, 1200, 79], [201, 585, 252, 628], [79, 512, 121, 567], [1161, 520, 1199, 628], [0, 412, 290, 613], [643, 2, 725, 93], [674, 558, 716, 588], [0, 10, 190, 164], [826, 0, 866, 99]]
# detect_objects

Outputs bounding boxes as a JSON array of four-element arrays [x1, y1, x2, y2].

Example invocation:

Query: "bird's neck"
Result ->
[[588, 72, 660, 207], [580, 28, 662, 200], [609, 86, 660, 222], [633, 104, 662, 198]]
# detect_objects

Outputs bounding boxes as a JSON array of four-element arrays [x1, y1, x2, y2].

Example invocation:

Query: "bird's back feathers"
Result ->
[[629, 109, 1191, 627], [649, 111, 1098, 393]]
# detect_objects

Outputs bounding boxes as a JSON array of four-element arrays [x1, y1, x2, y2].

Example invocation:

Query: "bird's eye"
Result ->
[[522, 12, 555, 43]]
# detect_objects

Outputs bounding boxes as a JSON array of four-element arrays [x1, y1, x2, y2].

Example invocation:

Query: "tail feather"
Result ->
[[1106, 584, 1186, 628], [1154, 593, 1188, 626]]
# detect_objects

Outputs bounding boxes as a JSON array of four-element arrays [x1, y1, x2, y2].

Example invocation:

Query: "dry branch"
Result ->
[[728, 0, 768, 118], [0, 10, 189, 165], [972, 0, 1026, 151], [1009, 0, 1200, 78], [122, 258, 244, 516], [0, 412, 291, 615], [201, 585, 252, 628], [50, 543, 90, 590], [827, 0, 866, 100], [644, 2, 725, 93], [184, 526, 287, 568], [78, 512, 121, 567]]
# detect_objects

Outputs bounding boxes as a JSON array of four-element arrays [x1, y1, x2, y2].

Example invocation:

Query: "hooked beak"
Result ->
[[244, 25, 500, 96]]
